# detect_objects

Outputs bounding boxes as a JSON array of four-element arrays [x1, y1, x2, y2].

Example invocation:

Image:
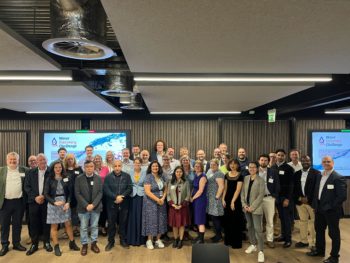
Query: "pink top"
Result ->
[[96, 166, 110, 183]]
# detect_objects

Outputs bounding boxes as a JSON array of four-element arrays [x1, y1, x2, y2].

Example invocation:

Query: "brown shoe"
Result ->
[[81, 244, 88, 256], [91, 242, 100, 253], [267, 241, 275, 248]]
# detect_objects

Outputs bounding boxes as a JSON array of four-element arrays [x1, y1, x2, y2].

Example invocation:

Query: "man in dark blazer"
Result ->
[[271, 148, 295, 248], [75, 160, 103, 256], [0, 152, 28, 256], [258, 154, 280, 248], [104, 160, 132, 251], [24, 153, 52, 255], [293, 155, 320, 248], [307, 156, 347, 263]]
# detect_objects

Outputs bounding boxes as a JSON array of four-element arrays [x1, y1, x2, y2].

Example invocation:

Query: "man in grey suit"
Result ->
[[0, 152, 28, 256], [75, 160, 103, 256]]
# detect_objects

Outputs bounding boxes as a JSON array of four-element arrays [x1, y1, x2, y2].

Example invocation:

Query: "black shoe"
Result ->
[[295, 242, 309, 248], [177, 240, 183, 249], [0, 245, 9, 256], [193, 233, 204, 244], [306, 249, 325, 257], [105, 242, 114, 251], [283, 241, 292, 248], [54, 244, 61, 256], [275, 236, 285, 242], [13, 243, 26, 251], [323, 257, 339, 263], [120, 240, 129, 249], [211, 235, 223, 243], [43, 242, 53, 252], [173, 239, 179, 248], [26, 244, 38, 256], [69, 240, 80, 251]]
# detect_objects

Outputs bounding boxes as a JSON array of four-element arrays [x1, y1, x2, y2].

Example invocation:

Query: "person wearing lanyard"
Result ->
[[307, 156, 347, 263], [75, 160, 103, 256], [104, 160, 132, 251], [24, 153, 52, 255], [142, 161, 168, 249]]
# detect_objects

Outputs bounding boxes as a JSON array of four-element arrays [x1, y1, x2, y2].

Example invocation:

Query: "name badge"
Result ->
[[19, 173, 25, 178], [245, 166, 248, 170], [75, 171, 80, 174], [63, 178, 69, 182], [159, 191, 163, 197], [327, 184, 334, 190], [279, 170, 285, 175], [268, 178, 274, 183], [171, 185, 176, 190], [90, 181, 94, 186]]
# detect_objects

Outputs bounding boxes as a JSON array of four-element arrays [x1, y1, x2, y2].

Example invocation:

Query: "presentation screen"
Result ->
[[309, 129, 350, 176], [40, 130, 130, 164]]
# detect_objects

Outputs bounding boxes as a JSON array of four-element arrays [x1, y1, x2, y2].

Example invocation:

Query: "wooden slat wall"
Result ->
[[295, 119, 346, 155], [222, 120, 290, 161], [0, 120, 80, 165], [90, 120, 219, 159], [0, 132, 27, 166]]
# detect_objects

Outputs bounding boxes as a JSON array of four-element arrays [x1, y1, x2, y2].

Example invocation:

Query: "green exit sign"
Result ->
[[268, 109, 276, 123]]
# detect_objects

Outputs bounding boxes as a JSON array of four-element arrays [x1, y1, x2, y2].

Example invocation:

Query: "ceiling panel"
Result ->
[[103, 0, 350, 74], [138, 84, 313, 112], [0, 82, 120, 113], [0, 21, 60, 71]]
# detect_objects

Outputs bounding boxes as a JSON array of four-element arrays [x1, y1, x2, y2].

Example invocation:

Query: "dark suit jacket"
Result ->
[[312, 170, 347, 215], [44, 176, 72, 205], [272, 162, 294, 201], [0, 166, 28, 209], [24, 167, 50, 204], [293, 168, 320, 205], [266, 167, 280, 198], [75, 173, 103, 213]]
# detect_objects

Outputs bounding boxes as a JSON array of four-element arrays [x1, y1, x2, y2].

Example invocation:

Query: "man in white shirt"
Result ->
[[0, 152, 28, 256], [196, 149, 210, 172], [121, 148, 133, 174], [167, 147, 180, 171], [288, 149, 302, 172]]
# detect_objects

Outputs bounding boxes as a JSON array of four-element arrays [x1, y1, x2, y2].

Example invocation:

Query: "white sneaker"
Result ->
[[155, 239, 165, 248], [258, 251, 264, 262], [245, 244, 257, 254], [146, 240, 154, 250]]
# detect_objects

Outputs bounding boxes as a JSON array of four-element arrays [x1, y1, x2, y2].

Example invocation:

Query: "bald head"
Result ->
[[321, 156, 334, 171], [113, 160, 123, 174]]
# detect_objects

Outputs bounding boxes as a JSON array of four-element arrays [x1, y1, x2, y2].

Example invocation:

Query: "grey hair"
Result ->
[[6, 152, 19, 160]]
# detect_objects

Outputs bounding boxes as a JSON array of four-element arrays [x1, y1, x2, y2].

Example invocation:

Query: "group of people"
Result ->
[[0, 140, 347, 263]]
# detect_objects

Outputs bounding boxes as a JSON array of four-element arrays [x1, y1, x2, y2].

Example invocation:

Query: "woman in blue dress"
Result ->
[[141, 161, 168, 249], [190, 160, 208, 244], [127, 158, 147, 246]]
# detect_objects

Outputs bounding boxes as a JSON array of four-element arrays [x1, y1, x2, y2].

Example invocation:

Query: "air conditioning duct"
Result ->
[[120, 93, 144, 110], [42, 0, 114, 60], [100, 73, 134, 97]]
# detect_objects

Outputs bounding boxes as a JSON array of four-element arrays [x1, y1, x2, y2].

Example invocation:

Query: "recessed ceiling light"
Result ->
[[325, 111, 350, 114], [0, 71, 72, 81], [26, 111, 121, 114], [151, 111, 241, 115]]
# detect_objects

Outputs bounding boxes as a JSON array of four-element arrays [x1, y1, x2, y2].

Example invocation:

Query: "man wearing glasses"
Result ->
[[307, 156, 347, 263]]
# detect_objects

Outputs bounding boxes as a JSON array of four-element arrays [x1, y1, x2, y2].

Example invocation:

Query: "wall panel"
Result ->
[[222, 120, 290, 160], [0, 131, 27, 166]]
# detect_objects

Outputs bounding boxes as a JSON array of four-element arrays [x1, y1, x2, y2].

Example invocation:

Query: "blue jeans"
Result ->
[[78, 211, 100, 245]]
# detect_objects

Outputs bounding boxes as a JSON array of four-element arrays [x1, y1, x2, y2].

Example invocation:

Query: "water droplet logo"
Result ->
[[52, 138, 57, 146], [319, 137, 324, 144]]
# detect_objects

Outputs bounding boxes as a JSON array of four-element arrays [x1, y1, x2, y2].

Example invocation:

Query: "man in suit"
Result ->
[[196, 149, 210, 172], [307, 156, 347, 263], [24, 153, 52, 255], [272, 148, 294, 248], [293, 155, 320, 248], [258, 154, 280, 248], [130, 144, 141, 160], [0, 152, 28, 256], [104, 160, 132, 251], [237, 147, 249, 176], [75, 160, 103, 256]]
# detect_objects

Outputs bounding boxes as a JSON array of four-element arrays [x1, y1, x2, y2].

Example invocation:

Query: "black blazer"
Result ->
[[43, 176, 72, 205], [312, 170, 347, 215], [24, 167, 50, 204], [66, 167, 83, 208], [74, 173, 103, 213], [272, 162, 294, 201], [266, 167, 280, 198], [293, 168, 320, 205]]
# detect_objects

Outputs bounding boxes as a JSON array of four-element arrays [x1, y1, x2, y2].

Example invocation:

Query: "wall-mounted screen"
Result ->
[[40, 130, 130, 165], [309, 129, 350, 176]]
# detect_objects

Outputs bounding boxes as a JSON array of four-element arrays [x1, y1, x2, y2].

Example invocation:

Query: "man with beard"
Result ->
[[237, 148, 249, 176]]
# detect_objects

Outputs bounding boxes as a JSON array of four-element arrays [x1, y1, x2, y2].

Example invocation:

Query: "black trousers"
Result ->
[[107, 203, 129, 243], [277, 198, 293, 242], [0, 198, 24, 246], [315, 210, 341, 258], [28, 202, 50, 245], [211, 215, 223, 237]]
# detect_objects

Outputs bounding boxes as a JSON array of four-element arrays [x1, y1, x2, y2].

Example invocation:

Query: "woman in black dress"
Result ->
[[222, 159, 244, 248]]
